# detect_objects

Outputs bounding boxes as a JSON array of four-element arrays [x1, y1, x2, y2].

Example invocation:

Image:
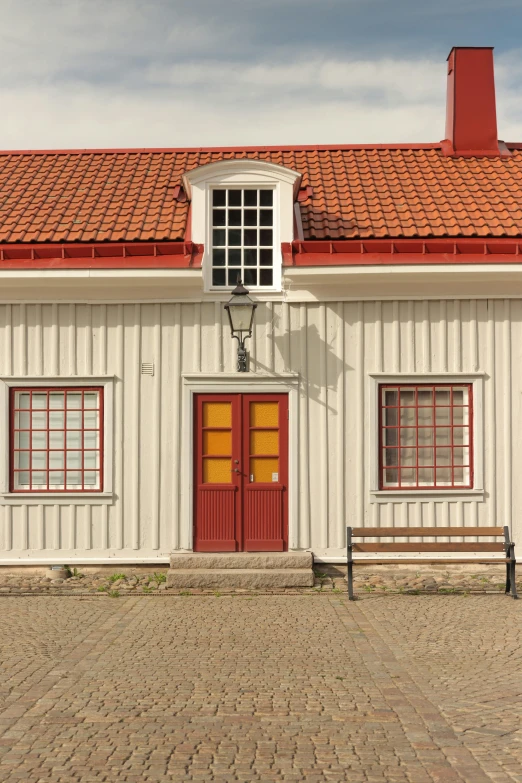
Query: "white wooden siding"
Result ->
[[0, 299, 519, 562]]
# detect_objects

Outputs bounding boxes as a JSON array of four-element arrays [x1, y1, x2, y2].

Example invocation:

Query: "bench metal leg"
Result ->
[[504, 527, 518, 599], [506, 559, 511, 595], [347, 561, 354, 600], [347, 526, 354, 600], [510, 554, 518, 599]]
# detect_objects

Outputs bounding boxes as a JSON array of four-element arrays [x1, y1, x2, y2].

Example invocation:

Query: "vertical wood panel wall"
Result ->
[[0, 300, 519, 561]]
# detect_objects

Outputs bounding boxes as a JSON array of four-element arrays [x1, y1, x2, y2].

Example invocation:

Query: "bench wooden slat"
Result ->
[[353, 542, 505, 553], [352, 559, 510, 564], [351, 526, 504, 537]]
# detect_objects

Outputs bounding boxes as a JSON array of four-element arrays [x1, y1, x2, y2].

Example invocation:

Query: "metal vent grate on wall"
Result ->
[[141, 362, 154, 376]]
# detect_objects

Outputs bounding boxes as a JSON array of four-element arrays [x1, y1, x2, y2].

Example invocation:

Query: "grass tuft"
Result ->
[[109, 573, 126, 583]]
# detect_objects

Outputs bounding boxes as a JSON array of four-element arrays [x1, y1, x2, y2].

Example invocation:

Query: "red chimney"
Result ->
[[442, 46, 509, 158]]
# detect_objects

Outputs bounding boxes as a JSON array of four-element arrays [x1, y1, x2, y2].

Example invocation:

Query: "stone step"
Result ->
[[166, 569, 315, 589], [169, 552, 313, 570]]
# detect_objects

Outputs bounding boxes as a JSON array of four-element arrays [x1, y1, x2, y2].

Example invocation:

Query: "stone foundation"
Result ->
[[0, 563, 517, 595]]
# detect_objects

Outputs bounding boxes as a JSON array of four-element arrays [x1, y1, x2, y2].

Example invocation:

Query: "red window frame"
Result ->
[[378, 383, 473, 490], [9, 387, 104, 493]]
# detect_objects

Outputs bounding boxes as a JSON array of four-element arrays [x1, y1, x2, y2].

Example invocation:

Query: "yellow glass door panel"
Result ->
[[250, 401, 278, 428], [203, 458, 232, 484], [202, 402, 232, 428], [250, 457, 279, 483]]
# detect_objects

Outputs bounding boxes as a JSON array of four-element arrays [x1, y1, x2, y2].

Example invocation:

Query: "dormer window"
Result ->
[[183, 159, 301, 292], [211, 188, 274, 288]]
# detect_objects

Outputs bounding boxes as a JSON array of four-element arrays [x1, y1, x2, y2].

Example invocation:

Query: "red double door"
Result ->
[[194, 393, 288, 551]]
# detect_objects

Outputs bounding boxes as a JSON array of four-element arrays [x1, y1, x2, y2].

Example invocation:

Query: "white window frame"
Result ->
[[0, 376, 114, 504], [368, 373, 485, 502], [183, 160, 301, 293]]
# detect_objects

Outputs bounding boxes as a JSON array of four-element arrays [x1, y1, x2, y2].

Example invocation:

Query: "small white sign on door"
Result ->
[[272, 472, 279, 482]]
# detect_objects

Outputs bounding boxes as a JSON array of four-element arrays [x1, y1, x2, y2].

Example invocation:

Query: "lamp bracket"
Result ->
[[233, 333, 250, 372]]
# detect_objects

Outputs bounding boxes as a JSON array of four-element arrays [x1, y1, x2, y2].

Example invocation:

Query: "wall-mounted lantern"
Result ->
[[224, 280, 257, 372]]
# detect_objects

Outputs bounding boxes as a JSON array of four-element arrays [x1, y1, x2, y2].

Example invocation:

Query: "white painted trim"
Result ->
[[284, 264, 522, 278], [0, 376, 115, 381], [286, 294, 522, 303], [369, 372, 487, 378], [282, 266, 522, 303], [0, 376, 115, 502], [181, 373, 300, 552], [0, 269, 202, 279], [183, 372, 299, 382], [370, 490, 485, 503], [183, 159, 302, 193], [0, 294, 288, 305], [2, 265, 522, 304], [0, 295, 521, 307], [0, 494, 114, 506], [0, 557, 171, 565], [184, 160, 301, 294], [368, 373, 485, 500]]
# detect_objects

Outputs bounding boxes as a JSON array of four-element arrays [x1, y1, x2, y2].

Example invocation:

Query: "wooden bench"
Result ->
[[346, 526, 518, 600]]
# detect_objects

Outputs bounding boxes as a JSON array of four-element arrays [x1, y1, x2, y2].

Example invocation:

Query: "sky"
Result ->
[[1, 0, 522, 149]]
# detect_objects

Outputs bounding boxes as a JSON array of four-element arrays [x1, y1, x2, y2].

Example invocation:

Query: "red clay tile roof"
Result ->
[[0, 145, 521, 243]]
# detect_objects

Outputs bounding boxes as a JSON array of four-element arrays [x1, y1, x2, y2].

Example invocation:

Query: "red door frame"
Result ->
[[193, 393, 288, 552]]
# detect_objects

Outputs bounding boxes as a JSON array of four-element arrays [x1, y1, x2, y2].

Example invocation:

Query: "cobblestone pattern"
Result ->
[[360, 596, 522, 782], [0, 566, 518, 596], [0, 595, 520, 781]]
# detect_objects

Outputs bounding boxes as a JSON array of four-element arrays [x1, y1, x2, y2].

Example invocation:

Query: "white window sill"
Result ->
[[370, 489, 485, 503], [0, 492, 114, 505]]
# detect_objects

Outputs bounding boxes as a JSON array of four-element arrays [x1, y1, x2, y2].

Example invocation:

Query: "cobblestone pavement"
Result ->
[[0, 595, 520, 782]]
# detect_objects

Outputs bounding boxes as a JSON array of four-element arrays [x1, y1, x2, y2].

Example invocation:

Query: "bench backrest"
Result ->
[[348, 526, 509, 553]]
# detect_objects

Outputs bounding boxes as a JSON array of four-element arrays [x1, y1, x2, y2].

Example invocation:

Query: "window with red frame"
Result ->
[[10, 388, 103, 492], [379, 384, 473, 489]]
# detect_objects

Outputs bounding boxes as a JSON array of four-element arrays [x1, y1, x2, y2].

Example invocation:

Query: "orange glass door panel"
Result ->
[[194, 393, 288, 552]]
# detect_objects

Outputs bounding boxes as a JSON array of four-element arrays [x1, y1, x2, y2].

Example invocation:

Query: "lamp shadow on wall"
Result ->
[[249, 307, 352, 415]]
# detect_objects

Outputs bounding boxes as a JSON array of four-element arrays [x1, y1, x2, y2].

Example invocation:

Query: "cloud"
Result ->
[[0, 0, 521, 148], [146, 58, 444, 102]]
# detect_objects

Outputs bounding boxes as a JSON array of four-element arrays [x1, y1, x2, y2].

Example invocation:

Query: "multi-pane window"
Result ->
[[211, 188, 274, 288], [10, 388, 103, 492], [379, 384, 472, 489]]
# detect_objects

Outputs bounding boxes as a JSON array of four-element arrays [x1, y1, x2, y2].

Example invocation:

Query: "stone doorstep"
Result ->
[[166, 569, 315, 589], [169, 552, 313, 570]]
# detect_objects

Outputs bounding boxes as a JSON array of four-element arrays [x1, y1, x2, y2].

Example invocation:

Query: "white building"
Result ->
[[0, 46, 520, 567]]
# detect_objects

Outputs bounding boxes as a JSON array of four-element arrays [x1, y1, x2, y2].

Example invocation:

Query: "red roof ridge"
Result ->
[[0, 143, 444, 156]]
